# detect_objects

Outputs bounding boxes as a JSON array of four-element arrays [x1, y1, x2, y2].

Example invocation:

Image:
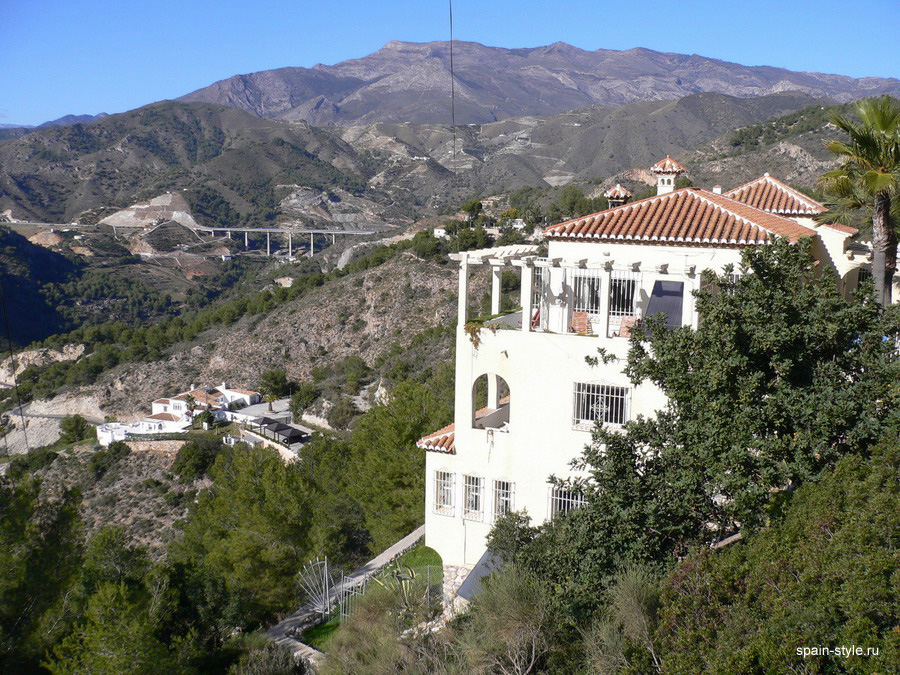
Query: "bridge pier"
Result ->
[[331, 233, 336, 245], [309, 233, 314, 257], [244, 232, 249, 248], [288, 232, 292, 258], [267, 232, 271, 256], [226, 230, 232, 239]]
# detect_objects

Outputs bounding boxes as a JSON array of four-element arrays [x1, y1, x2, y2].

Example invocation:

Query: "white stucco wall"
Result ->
[[426, 230, 878, 567]]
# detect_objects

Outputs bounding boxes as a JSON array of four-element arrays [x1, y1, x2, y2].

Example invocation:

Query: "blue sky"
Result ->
[[1, 0, 898, 126]]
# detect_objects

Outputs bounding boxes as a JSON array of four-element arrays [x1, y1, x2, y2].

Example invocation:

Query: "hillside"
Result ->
[[0, 227, 75, 344], [2, 248, 487, 455], [0, 101, 396, 227], [179, 40, 900, 125], [0, 93, 833, 226]]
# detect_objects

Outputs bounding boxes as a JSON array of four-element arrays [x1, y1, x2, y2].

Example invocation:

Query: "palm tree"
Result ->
[[264, 392, 278, 413], [820, 95, 900, 307], [183, 394, 197, 426]]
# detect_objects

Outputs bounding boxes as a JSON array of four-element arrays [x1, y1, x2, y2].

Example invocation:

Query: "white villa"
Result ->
[[418, 156, 892, 578], [151, 383, 261, 422], [97, 382, 261, 445]]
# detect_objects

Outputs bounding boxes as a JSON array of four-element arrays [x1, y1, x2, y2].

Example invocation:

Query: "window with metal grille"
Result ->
[[573, 382, 629, 428], [858, 268, 872, 287], [434, 471, 455, 516], [463, 475, 484, 521], [492, 480, 515, 521], [549, 486, 586, 519], [608, 270, 638, 317], [572, 268, 604, 314]]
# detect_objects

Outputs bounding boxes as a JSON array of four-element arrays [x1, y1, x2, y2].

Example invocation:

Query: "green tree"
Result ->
[[350, 378, 453, 552], [176, 445, 313, 622], [45, 582, 175, 674], [59, 414, 91, 444], [258, 368, 290, 399], [0, 479, 82, 670], [296, 434, 368, 564], [171, 435, 224, 482], [460, 199, 483, 220], [821, 95, 900, 307], [80, 527, 149, 594], [289, 382, 319, 421], [657, 435, 899, 674], [183, 393, 198, 424]]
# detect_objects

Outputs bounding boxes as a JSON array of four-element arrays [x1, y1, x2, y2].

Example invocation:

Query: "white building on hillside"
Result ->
[[151, 383, 261, 423], [97, 382, 261, 445], [418, 156, 890, 581]]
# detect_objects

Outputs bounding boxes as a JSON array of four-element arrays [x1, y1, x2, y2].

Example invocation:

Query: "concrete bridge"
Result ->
[[4, 220, 378, 258], [194, 225, 377, 257]]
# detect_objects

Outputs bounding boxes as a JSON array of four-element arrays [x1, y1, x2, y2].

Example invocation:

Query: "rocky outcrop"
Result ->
[[99, 193, 199, 229], [0, 344, 84, 386]]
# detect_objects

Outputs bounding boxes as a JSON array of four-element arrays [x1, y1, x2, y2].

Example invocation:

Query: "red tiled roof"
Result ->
[[604, 183, 632, 199], [417, 396, 510, 454], [820, 222, 859, 235], [724, 174, 826, 216], [650, 155, 686, 174], [146, 412, 180, 422], [173, 388, 224, 407], [153, 398, 170, 405], [417, 423, 456, 453], [543, 188, 815, 246]]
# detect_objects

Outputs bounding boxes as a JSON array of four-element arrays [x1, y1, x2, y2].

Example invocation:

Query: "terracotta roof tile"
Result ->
[[417, 424, 456, 453], [724, 174, 826, 215], [145, 412, 180, 422], [650, 155, 686, 174], [417, 396, 511, 454], [604, 183, 632, 199], [820, 222, 859, 235], [543, 188, 815, 246]]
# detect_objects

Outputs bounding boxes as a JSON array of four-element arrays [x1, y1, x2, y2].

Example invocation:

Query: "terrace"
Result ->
[[456, 247, 693, 341]]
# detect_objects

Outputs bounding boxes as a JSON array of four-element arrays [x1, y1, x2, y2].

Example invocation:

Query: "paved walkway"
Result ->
[[267, 525, 426, 665]]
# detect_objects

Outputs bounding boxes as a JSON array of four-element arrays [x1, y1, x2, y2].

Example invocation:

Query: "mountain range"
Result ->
[[0, 92, 838, 226], [179, 40, 900, 125]]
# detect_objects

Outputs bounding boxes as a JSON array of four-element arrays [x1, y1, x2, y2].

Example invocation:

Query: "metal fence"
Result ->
[[299, 557, 442, 626]]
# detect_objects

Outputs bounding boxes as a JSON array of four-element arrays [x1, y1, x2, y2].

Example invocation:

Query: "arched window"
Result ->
[[471, 373, 510, 430]]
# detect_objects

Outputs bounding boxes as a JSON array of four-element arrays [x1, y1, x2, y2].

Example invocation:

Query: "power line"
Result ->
[[0, 277, 30, 455], [449, 0, 457, 199]]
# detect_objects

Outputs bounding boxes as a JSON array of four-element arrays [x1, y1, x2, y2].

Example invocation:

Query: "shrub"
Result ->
[[171, 436, 224, 483], [89, 441, 130, 479], [59, 414, 92, 444]]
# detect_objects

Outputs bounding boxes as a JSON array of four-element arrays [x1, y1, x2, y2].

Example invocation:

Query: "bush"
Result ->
[[229, 641, 306, 674], [88, 441, 130, 479], [657, 436, 900, 674], [326, 397, 358, 430], [171, 436, 224, 483], [289, 383, 319, 420], [60, 414, 92, 444]]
